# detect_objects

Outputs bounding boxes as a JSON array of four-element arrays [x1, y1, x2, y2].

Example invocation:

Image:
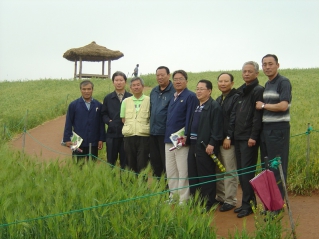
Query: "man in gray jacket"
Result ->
[[150, 66, 175, 178]]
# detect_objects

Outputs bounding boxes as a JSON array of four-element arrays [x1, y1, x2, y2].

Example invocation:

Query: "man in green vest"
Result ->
[[120, 77, 150, 173]]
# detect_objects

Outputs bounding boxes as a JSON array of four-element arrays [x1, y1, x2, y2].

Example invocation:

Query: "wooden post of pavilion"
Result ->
[[74, 60, 77, 79], [108, 60, 111, 79], [102, 61, 105, 76], [79, 57, 82, 79]]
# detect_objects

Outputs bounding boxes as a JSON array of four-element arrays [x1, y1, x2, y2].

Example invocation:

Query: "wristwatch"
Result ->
[[261, 103, 265, 109], [226, 136, 231, 140]]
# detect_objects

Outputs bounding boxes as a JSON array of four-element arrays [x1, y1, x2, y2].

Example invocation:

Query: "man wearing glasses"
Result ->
[[164, 70, 198, 204], [186, 79, 223, 211]]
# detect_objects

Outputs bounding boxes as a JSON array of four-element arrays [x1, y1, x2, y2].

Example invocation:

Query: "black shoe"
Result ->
[[216, 200, 224, 205], [219, 203, 236, 212], [237, 209, 253, 218], [234, 206, 242, 213]]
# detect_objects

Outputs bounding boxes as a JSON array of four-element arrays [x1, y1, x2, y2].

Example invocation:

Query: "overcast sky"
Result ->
[[1, 0, 318, 81]]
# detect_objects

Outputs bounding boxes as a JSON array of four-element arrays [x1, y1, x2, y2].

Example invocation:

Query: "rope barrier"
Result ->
[[9, 113, 27, 130], [290, 125, 314, 137], [25, 131, 72, 156]]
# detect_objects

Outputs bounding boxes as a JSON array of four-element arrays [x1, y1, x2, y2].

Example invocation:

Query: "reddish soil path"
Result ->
[[9, 116, 319, 238], [10, 115, 72, 162]]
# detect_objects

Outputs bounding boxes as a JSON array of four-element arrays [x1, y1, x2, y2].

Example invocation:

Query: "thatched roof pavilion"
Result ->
[[63, 41, 124, 79]]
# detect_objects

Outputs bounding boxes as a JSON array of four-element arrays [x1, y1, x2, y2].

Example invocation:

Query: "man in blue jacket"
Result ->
[[63, 80, 105, 161], [102, 71, 132, 169], [165, 70, 198, 204], [150, 66, 175, 178]]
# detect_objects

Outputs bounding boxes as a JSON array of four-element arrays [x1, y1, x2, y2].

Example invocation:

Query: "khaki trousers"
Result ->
[[216, 145, 238, 205], [165, 143, 190, 202]]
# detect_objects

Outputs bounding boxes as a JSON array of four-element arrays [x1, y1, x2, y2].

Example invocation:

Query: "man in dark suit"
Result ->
[[102, 71, 132, 169], [63, 80, 105, 161]]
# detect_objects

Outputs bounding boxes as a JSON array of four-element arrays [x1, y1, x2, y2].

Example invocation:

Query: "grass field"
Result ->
[[1, 68, 318, 238]]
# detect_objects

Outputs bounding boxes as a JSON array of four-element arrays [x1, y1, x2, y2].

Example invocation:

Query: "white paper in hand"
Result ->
[[70, 131, 83, 152], [169, 127, 185, 151]]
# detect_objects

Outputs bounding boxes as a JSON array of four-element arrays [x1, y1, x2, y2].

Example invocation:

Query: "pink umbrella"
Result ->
[[249, 169, 284, 211]]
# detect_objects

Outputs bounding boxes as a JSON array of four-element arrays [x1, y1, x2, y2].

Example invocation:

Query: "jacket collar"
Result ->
[[111, 90, 129, 98], [202, 97, 213, 109], [218, 88, 239, 102], [155, 80, 173, 93], [239, 78, 259, 95]]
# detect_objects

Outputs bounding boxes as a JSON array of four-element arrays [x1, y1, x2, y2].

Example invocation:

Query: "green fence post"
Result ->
[[306, 123, 311, 179], [89, 143, 92, 162], [21, 110, 28, 160]]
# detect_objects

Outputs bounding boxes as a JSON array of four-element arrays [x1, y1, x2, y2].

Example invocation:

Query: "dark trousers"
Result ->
[[73, 146, 98, 162], [124, 136, 150, 173], [150, 135, 166, 177], [106, 137, 126, 169], [260, 127, 290, 200], [235, 140, 258, 210], [188, 144, 217, 207]]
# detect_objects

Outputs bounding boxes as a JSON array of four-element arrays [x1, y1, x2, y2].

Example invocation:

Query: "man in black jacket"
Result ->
[[216, 73, 240, 212], [234, 61, 264, 218], [186, 79, 223, 211], [101, 71, 132, 169]]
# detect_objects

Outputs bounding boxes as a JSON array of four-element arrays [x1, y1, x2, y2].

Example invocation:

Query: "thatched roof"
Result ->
[[63, 41, 124, 62]]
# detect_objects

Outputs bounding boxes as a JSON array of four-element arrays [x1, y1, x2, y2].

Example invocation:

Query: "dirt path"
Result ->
[[9, 116, 319, 238]]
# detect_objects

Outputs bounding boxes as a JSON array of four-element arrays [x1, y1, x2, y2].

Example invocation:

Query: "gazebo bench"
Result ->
[[76, 74, 109, 79]]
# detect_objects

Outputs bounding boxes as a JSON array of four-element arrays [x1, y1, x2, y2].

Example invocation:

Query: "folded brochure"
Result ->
[[169, 127, 185, 150], [70, 131, 83, 152]]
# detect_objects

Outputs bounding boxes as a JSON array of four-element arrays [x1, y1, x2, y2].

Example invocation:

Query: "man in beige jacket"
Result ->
[[120, 77, 150, 173]]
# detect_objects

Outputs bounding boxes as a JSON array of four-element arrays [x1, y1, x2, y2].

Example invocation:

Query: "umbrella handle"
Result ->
[[200, 141, 225, 172]]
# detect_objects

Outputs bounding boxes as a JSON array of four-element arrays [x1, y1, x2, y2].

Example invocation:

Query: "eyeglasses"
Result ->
[[195, 88, 208, 91], [173, 77, 186, 82]]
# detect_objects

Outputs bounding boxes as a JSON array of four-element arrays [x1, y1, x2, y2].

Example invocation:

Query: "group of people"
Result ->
[[63, 54, 292, 219]]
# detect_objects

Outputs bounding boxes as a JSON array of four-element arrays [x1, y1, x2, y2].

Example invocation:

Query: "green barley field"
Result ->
[[0, 68, 318, 238]]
